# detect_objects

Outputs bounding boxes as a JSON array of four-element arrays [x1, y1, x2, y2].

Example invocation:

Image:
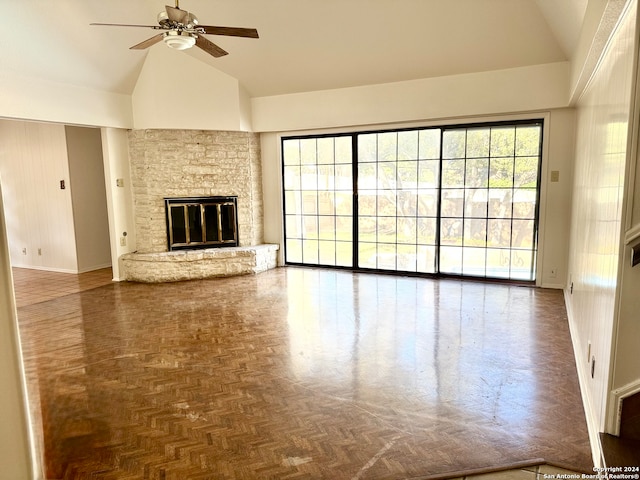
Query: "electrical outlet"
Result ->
[[549, 267, 557, 278], [120, 236, 127, 247]]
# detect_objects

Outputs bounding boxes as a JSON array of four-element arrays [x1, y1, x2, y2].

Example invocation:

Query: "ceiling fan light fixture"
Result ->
[[163, 31, 196, 50]]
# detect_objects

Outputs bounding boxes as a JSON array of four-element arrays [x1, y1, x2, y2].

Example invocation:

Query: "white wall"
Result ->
[[261, 109, 576, 287], [0, 71, 132, 129], [252, 62, 570, 132], [261, 132, 283, 256], [565, 0, 637, 461], [132, 46, 250, 131], [0, 179, 36, 479], [101, 128, 137, 281], [66, 126, 112, 273], [0, 120, 79, 272], [256, 63, 577, 284], [0, 121, 114, 274], [539, 109, 577, 288]]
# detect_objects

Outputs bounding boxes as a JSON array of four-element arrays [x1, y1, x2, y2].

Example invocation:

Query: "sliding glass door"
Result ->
[[357, 129, 440, 273], [283, 136, 354, 267], [282, 120, 543, 281], [438, 124, 541, 280]]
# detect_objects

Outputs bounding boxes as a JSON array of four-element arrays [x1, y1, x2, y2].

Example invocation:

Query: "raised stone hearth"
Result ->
[[122, 129, 278, 282], [120, 244, 279, 283]]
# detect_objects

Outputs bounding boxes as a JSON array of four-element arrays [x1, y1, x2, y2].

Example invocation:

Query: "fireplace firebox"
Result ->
[[165, 196, 238, 251]]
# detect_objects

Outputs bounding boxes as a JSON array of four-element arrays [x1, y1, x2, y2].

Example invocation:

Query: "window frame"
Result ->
[[281, 118, 544, 283]]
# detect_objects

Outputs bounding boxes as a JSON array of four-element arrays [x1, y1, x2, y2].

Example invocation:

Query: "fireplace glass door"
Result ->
[[165, 197, 238, 250]]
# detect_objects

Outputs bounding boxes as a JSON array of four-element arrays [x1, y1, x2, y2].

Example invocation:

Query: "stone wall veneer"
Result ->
[[128, 129, 264, 253]]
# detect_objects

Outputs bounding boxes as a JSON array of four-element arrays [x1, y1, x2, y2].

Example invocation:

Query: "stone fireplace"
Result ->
[[120, 129, 278, 282]]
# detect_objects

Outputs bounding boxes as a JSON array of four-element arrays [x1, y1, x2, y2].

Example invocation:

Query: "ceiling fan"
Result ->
[[90, 0, 258, 58]]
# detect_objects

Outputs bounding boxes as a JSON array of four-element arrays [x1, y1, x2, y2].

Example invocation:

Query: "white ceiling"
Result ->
[[2, 0, 588, 98]]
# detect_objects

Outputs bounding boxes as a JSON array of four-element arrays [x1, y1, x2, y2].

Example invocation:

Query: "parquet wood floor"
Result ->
[[14, 267, 592, 479], [12, 267, 113, 307]]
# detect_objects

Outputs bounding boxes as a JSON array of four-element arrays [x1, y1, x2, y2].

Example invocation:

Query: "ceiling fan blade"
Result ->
[[197, 26, 259, 38], [130, 34, 165, 50], [165, 5, 189, 24], [90, 22, 160, 29], [195, 35, 228, 57]]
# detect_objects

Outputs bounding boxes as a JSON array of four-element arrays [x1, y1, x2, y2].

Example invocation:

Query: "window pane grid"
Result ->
[[439, 124, 540, 279], [282, 137, 353, 267], [283, 121, 541, 281], [357, 129, 440, 273]]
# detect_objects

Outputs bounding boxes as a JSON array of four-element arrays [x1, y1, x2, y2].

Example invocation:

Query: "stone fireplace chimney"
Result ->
[[128, 129, 263, 254]]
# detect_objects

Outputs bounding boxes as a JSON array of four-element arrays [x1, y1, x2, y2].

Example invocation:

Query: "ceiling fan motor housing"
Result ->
[[157, 9, 198, 29]]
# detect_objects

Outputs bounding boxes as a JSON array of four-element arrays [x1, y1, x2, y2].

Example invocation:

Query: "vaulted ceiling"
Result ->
[[3, 0, 587, 98]]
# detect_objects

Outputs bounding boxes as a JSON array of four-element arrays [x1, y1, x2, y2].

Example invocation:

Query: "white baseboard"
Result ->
[[10, 264, 77, 274], [11, 262, 113, 274], [563, 288, 605, 468], [77, 262, 112, 274]]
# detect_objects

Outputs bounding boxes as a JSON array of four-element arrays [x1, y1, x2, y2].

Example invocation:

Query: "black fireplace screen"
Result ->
[[165, 196, 238, 251]]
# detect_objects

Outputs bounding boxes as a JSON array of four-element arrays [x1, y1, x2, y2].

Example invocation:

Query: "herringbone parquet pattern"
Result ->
[[16, 267, 592, 479]]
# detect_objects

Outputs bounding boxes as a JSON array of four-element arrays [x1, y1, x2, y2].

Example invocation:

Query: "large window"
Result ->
[[357, 129, 440, 273], [283, 136, 354, 267], [282, 120, 543, 281]]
